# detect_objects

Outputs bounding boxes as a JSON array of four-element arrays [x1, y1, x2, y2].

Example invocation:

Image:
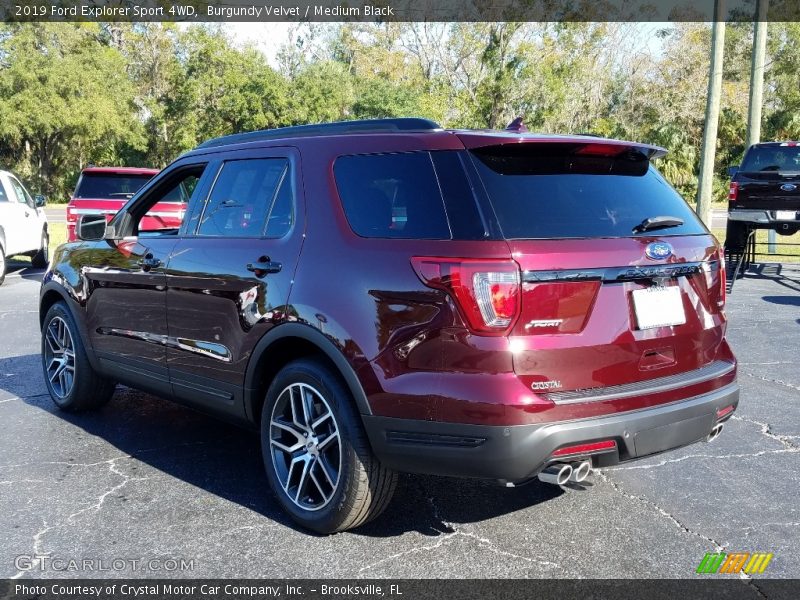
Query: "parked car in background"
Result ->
[[0, 169, 48, 285], [66, 167, 186, 242], [726, 141, 800, 249], [41, 118, 737, 533]]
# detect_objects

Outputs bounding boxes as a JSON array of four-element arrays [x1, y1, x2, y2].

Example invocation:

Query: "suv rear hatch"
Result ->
[[461, 137, 730, 401], [68, 170, 185, 239]]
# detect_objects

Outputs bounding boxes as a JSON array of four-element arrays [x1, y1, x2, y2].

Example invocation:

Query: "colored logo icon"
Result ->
[[696, 552, 773, 574]]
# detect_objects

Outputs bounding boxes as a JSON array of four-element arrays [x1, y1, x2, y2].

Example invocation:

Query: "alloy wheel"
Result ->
[[269, 382, 341, 511], [44, 316, 76, 398]]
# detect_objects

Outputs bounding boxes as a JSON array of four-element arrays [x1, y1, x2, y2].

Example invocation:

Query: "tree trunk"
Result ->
[[746, 0, 769, 147], [695, 2, 727, 227]]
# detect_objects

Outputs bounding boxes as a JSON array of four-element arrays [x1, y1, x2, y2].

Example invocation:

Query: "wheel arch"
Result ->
[[39, 282, 102, 372], [40, 287, 69, 329], [243, 323, 372, 427]]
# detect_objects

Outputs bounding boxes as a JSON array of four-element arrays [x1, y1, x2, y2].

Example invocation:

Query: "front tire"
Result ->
[[32, 230, 49, 268], [41, 302, 115, 411], [261, 358, 396, 533]]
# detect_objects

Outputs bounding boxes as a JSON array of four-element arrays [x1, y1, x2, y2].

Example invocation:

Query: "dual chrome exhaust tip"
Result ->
[[706, 423, 724, 443], [539, 424, 725, 486], [538, 460, 592, 486]]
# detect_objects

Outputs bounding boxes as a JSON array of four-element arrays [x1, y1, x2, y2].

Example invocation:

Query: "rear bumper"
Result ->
[[363, 382, 739, 481], [728, 208, 799, 225]]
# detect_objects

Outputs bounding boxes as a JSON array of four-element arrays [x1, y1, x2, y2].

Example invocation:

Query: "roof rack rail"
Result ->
[[196, 118, 442, 149]]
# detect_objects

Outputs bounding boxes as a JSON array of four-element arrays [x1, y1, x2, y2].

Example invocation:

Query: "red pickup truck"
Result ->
[[66, 167, 186, 242]]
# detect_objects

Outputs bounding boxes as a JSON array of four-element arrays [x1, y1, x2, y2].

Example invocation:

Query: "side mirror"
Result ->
[[34, 194, 46, 207], [76, 214, 107, 241], [727, 165, 739, 177]]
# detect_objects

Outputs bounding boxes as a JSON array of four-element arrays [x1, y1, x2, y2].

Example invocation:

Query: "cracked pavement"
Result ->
[[0, 261, 798, 579]]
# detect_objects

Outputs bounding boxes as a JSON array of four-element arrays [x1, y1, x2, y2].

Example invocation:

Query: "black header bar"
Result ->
[[2, 0, 799, 23]]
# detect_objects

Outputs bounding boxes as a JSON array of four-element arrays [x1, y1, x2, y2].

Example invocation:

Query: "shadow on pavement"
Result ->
[[2, 259, 45, 282], [0, 353, 562, 538], [762, 295, 800, 307], [743, 262, 800, 294]]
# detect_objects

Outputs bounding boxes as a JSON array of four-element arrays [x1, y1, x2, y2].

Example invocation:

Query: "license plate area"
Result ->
[[631, 285, 686, 330], [776, 210, 798, 220]]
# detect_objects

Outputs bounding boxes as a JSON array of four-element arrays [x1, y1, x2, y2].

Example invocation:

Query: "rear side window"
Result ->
[[74, 173, 152, 200], [471, 144, 707, 239], [334, 152, 452, 239], [740, 145, 800, 173], [198, 158, 290, 238]]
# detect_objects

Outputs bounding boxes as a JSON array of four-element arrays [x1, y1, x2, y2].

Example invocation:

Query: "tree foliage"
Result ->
[[0, 21, 797, 203]]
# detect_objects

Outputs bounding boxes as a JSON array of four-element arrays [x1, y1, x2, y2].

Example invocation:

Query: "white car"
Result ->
[[0, 169, 49, 285]]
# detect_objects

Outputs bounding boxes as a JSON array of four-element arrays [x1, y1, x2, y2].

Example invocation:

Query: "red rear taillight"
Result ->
[[66, 205, 76, 223], [728, 181, 739, 202], [719, 251, 727, 308], [411, 257, 521, 335], [551, 440, 617, 458]]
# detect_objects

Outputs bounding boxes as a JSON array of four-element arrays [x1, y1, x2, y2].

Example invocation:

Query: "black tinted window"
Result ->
[[471, 144, 706, 239], [75, 173, 152, 199], [334, 152, 451, 239], [198, 159, 289, 237], [137, 167, 205, 235], [741, 145, 800, 172], [265, 173, 293, 238], [431, 152, 487, 240]]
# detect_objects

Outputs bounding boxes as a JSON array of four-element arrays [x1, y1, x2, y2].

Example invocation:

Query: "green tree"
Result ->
[[0, 23, 142, 199], [168, 26, 289, 149], [289, 61, 354, 124]]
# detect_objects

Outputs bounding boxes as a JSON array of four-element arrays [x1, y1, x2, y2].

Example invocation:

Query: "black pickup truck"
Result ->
[[726, 141, 800, 249]]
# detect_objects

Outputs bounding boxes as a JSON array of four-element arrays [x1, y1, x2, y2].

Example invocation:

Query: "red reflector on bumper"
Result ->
[[716, 404, 735, 419], [551, 440, 617, 457]]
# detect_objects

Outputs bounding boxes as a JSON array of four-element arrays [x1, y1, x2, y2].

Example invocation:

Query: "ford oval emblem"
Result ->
[[645, 242, 673, 260], [780, 183, 797, 192]]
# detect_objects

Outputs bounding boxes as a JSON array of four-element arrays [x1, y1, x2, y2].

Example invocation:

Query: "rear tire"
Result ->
[[260, 357, 396, 534], [776, 224, 800, 236], [724, 220, 749, 252], [41, 301, 116, 412], [31, 230, 49, 268], [0, 243, 6, 286]]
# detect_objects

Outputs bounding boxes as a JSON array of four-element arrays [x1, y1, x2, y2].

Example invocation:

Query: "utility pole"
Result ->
[[695, 0, 727, 227], [746, 0, 772, 252]]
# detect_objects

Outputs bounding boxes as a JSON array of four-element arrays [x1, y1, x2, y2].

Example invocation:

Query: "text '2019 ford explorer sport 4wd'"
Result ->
[[40, 118, 738, 533]]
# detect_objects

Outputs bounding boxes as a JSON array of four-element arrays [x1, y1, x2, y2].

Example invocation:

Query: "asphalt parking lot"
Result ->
[[0, 259, 798, 580]]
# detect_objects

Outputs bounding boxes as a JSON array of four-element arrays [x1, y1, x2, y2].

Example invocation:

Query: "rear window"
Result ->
[[334, 152, 452, 239], [470, 144, 706, 239], [741, 145, 800, 173], [74, 173, 153, 200]]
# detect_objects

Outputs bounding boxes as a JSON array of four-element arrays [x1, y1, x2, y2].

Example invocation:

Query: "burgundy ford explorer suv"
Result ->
[[40, 118, 738, 533]]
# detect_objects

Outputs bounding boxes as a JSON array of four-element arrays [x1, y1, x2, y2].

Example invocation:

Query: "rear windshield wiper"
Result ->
[[632, 216, 684, 234]]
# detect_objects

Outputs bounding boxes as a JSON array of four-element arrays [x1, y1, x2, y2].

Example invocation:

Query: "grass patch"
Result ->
[[711, 228, 800, 263], [50, 222, 67, 249]]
